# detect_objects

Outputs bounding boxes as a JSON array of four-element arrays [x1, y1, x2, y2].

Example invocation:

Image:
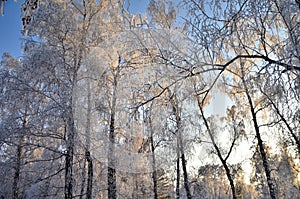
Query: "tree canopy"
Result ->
[[0, 0, 299, 198]]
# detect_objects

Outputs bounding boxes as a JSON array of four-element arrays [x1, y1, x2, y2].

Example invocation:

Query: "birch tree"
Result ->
[[20, 0, 108, 198]]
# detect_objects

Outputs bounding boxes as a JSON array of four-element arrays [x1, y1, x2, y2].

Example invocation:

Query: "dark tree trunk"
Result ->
[[107, 118, 116, 199], [13, 110, 27, 199], [221, 157, 237, 199], [65, 110, 75, 199], [176, 120, 180, 199], [241, 67, 277, 199], [149, 117, 158, 199], [180, 153, 192, 199], [79, 159, 86, 199], [176, 156, 180, 199], [198, 105, 237, 199], [178, 129, 192, 199], [79, 151, 93, 199], [86, 78, 93, 199], [170, 93, 192, 199], [108, 68, 118, 199], [86, 151, 93, 199], [151, 136, 158, 199], [13, 136, 25, 199], [65, 65, 80, 199]]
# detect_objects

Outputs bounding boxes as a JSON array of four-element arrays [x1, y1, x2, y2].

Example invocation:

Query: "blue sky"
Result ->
[[127, 0, 148, 13], [0, 0, 148, 59], [0, 0, 23, 59]]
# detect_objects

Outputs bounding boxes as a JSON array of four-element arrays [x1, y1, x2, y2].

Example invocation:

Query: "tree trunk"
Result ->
[[149, 116, 158, 199], [79, 152, 93, 199], [64, 6, 91, 198], [171, 93, 192, 199], [178, 131, 192, 199], [65, 108, 75, 199], [176, 118, 192, 199], [86, 78, 93, 199], [151, 136, 158, 199], [13, 135, 25, 199], [107, 116, 116, 199], [241, 67, 277, 199], [79, 159, 86, 199], [180, 152, 192, 199], [13, 108, 27, 199], [86, 151, 93, 199], [176, 155, 180, 199], [108, 68, 118, 199], [198, 105, 237, 199]]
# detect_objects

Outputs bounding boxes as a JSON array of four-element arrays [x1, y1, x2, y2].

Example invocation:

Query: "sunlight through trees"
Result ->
[[0, 0, 299, 198]]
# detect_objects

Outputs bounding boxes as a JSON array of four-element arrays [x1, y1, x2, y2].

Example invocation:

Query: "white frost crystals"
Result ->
[[73, 28, 190, 174]]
